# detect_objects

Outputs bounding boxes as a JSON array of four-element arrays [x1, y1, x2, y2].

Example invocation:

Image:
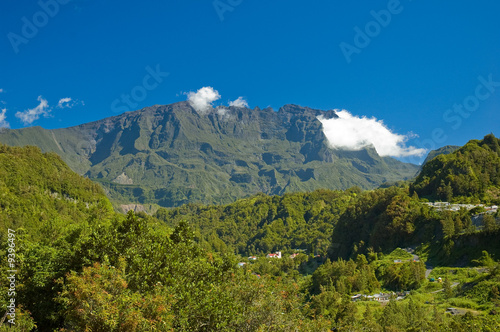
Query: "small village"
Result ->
[[240, 251, 303, 266], [350, 291, 411, 303], [239, 246, 470, 307], [424, 202, 498, 214]]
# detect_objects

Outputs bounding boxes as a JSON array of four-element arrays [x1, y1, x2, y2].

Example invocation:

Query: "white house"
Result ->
[[266, 251, 282, 258]]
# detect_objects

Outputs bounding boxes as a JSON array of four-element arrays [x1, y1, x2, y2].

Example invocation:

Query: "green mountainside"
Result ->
[[0, 144, 114, 235], [1, 138, 500, 330], [412, 134, 500, 203], [154, 135, 500, 273], [0, 144, 331, 330], [0, 102, 418, 207]]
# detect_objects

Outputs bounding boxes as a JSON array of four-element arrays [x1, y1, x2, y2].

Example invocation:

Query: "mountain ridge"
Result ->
[[421, 145, 461, 166], [0, 102, 419, 207]]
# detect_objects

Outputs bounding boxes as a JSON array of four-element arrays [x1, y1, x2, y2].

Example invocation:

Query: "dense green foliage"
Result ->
[[329, 186, 500, 266], [311, 255, 381, 295], [155, 189, 358, 257], [0, 145, 331, 330], [0, 144, 113, 234], [1, 134, 500, 331], [412, 134, 500, 203]]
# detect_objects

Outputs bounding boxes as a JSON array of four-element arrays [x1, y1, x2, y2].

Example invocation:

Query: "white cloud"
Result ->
[[229, 97, 248, 108], [0, 109, 9, 128], [57, 97, 84, 109], [318, 110, 426, 157], [0, 89, 4, 93], [187, 87, 221, 113], [15, 96, 51, 125], [57, 97, 72, 108]]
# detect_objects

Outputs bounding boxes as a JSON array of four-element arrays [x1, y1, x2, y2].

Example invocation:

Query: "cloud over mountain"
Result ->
[[187, 87, 221, 113], [229, 97, 248, 108], [318, 110, 426, 157]]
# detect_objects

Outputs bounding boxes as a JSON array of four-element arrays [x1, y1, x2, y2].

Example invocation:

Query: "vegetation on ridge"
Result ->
[[412, 133, 500, 203]]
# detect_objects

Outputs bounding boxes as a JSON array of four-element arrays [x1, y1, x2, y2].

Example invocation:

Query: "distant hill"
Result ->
[[0, 102, 419, 207], [422, 145, 460, 166], [411, 134, 500, 203]]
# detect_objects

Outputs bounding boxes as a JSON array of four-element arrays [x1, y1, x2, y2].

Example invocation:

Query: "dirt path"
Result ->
[[430, 282, 459, 293]]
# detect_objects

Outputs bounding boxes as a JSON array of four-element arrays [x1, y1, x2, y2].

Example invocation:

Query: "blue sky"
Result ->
[[1, 0, 499, 163]]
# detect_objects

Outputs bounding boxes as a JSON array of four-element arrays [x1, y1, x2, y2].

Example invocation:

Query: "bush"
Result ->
[[448, 297, 478, 309]]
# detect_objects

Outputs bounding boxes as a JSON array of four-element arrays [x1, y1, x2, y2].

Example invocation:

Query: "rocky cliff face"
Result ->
[[0, 102, 419, 207]]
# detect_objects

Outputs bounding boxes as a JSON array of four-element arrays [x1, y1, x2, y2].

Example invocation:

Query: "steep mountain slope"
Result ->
[[411, 134, 500, 203], [0, 102, 419, 207]]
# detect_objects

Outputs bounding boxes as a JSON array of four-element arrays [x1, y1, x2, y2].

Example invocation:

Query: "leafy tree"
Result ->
[[483, 214, 498, 232], [443, 276, 453, 299], [58, 260, 174, 331]]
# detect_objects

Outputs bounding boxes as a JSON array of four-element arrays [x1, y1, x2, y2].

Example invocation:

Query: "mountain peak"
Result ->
[[279, 104, 338, 119], [0, 102, 418, 207]]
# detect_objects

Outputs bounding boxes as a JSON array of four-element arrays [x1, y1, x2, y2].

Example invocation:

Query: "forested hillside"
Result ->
[[412, 134, 500, 203], [156, 184, 499, 267], [330, 186, 500, 265], [0, 144, 113, 234], [0, 145, 330, 330], [1, 139, 500, 331], [155, 188, 358, 257]]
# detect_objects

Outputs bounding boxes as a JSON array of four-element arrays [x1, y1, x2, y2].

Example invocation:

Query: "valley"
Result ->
[[0, 134, 499, 330]]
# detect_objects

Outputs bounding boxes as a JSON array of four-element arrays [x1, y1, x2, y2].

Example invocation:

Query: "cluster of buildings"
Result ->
[[247, 251, 304, 260], [239, 251, 304, 267], [351, 291, 411, 303], [424, 202, 498, 214]]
